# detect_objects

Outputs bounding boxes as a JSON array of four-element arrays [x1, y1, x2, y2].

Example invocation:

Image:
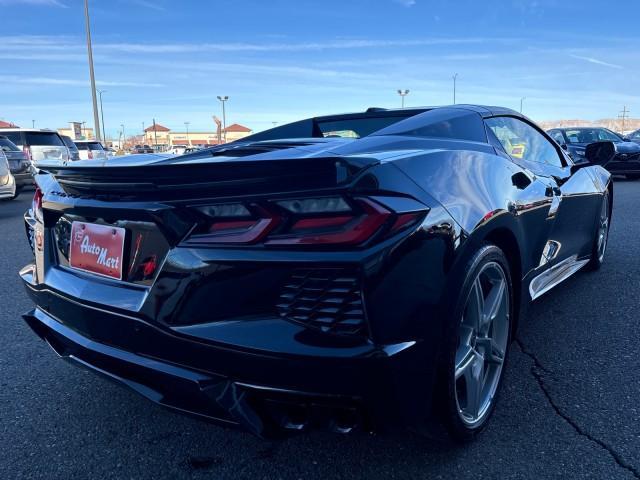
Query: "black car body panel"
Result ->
[[21, 106, 611, 435], [548, 127, 640, 174]]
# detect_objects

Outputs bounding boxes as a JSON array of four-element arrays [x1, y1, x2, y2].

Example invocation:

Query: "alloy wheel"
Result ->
[[454, 262, 510, 427]]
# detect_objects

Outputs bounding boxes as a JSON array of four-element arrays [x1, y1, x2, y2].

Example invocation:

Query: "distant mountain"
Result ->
[[538, 118, 640, 134]]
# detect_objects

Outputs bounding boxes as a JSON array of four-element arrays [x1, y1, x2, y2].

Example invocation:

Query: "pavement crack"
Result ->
[[515, 337, 640, 479]]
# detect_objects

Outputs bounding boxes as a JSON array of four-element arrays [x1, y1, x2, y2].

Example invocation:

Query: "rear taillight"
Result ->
[[32, 187, 43, 222], [22, 146, 32, 161], [185, 195, 428, 247]]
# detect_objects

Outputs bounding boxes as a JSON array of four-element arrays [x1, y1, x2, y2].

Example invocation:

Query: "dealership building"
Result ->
[[143, 123, 252, 149]]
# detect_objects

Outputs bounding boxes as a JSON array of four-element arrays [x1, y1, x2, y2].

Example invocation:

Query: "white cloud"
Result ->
[[393, 0, 416, 6], [569, 54, 623, 70], [0, 75, 164, 88], [129, 0, 165, 12], [0, 0, 67, 7]]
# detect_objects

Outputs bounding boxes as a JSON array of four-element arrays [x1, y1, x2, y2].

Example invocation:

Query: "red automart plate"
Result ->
[[69, 222, 126, 280]]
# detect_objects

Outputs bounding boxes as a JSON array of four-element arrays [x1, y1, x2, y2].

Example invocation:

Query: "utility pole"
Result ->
[[120, 124, 125, 149], [184, 121, 190, 146], [520, 97, 526, 114], [619, 106, 630, 134], [82, 121, 86, 139], [84, 0, 101, 142], [217, 96, 229, 143], [32, 120, 35, 129], [98, 89, 106, 144], [152, 118, 158, 149], [142, 121, 145, 144], [452, 74, 458, 104], [397, 89, 410, 108]]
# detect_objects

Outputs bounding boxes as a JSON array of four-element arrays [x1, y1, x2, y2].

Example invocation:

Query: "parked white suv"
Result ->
[[75, 140, 108, 160], [0, 129, 69, 164]]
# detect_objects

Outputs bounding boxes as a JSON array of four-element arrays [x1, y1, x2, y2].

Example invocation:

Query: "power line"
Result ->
[[618, 106, 630, 133]]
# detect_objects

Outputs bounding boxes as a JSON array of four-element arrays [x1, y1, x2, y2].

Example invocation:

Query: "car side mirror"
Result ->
[[585, 141, 615, 167]]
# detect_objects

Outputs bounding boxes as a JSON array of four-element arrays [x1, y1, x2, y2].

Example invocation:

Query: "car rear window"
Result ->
[[77, 142, 104, 151], [373, 108, 488, 143], [1, 132, 22, 145], [0, 137, 21, 152], [24, 132, 65, 146]]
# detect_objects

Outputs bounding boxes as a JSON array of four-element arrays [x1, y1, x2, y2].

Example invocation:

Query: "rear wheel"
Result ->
[[439, 245, 513, 442], [587, 191, 611, 270]]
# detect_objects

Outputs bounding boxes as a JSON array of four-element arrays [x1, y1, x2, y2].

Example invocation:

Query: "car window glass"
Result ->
[[631, 130, 640, 140], [24, 132, 65, 147], [87, 142, 104, 151], [373, 108, 487, 143], [2, 132, 22, 146], [0, 137, 20, 152], [549, 131, 565, 145], [485, 117, 563, 167]]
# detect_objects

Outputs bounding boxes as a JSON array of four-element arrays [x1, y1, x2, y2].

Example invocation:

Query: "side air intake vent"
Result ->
[[277, 268, 367, 336]]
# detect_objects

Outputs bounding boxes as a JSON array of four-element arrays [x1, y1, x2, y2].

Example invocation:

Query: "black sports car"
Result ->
[[21, 105, 613, 441], [547, 127, 640, 179]]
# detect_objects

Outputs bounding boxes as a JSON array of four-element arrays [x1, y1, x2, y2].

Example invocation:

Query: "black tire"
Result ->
[[586, 191, 611, 271], [10, 186, 23, 200], [625, 174, 640, 180], [437, 244, 514, 442]]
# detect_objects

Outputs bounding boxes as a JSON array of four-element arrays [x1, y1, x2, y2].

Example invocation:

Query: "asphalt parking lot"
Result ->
[[1, 182, 639, 480]]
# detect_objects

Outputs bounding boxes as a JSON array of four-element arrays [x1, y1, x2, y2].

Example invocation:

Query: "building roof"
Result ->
[[223, 123, 251, 133], [0, 120, 18, 128], [145, 123, 170, 132]]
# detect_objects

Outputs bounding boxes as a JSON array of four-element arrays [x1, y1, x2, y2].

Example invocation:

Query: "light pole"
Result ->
[[184, 121, 190, 146], [84, 0, 101, 142], [217, 96, 228, 143], [520, 97, 526, 114], [32, 120, 35, 129], [452, 73, 458, 104], [82, 121, 87, 139], [397, 89, 410, 108], [120, 124, 125, 149], [98, 89, 106, 144]]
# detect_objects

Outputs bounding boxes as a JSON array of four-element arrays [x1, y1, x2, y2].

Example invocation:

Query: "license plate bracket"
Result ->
[[69, 221, 126, 280]]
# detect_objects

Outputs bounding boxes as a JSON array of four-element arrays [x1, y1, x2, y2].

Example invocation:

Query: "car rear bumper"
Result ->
[[13, 172, 34, 188], [21, 265, 431, 435]]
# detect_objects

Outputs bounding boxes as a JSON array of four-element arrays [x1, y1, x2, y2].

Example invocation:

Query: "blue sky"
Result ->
[[0, 0, 638, 137]]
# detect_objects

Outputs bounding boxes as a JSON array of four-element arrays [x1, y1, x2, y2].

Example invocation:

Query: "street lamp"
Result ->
[[520, 97, 526, 114], [217, 96, 229, 143], [184, 121, 190, 146], [452, 73, 458, 104], [397, 89, 410, 108], [84, 0, 101, 142], [98, 89, 107, 144]]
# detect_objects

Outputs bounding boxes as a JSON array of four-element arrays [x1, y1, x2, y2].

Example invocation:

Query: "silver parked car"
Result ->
[[0, 129, 69, 164], [75, 140, 108, 160], [0, 148, 16, 200]]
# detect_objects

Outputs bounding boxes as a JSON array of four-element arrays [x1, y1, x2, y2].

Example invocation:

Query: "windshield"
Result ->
[[564, 128, 622, 144]]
